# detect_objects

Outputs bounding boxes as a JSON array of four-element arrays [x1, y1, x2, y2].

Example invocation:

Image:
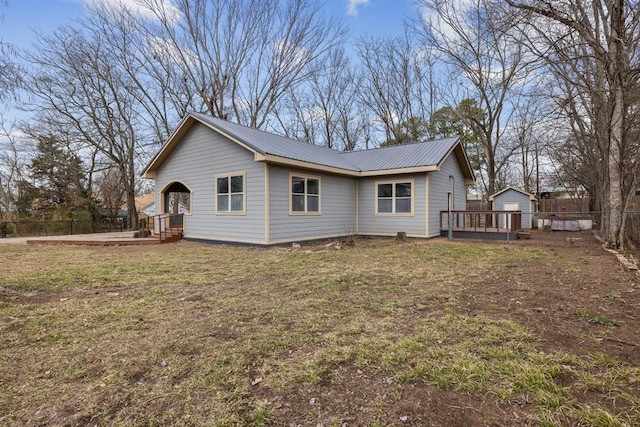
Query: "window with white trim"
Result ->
[[216, 172, 245, 214], [376, 181, 413, 214], [291, 175, 320, 214]]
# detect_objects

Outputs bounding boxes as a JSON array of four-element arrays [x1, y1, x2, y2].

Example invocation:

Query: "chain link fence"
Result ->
[[1, 220, 124, 238], [626, 212, 640, 248], [469, 196, 640, 246]]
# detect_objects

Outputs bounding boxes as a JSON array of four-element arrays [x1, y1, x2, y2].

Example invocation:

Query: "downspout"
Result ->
[[355, 179, 359, 235], [264, 163, 270, 245]]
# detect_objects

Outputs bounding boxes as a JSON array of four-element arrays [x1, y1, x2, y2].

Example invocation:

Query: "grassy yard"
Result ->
[[1, 235, 639, 426]]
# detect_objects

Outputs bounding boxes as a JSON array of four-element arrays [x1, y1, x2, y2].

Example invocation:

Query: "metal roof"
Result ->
[[340, 137, 458, 171], [191, 113, 360, 171], [143, 113, 473, 180], [192, 113, 458, 172]]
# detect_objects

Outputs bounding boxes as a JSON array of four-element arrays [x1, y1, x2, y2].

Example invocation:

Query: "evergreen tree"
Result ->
[[29, 135, 97, 220]]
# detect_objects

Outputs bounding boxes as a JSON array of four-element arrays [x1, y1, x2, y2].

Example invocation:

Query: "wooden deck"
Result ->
[[440, 210, 525, 240], [25, 231, 162, 246], [23, 214, 186, 246]]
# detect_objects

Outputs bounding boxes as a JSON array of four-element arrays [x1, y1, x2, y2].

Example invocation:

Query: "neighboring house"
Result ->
[[135, 193, 190, 219], [142, 113, 475, 245], [540, 185, 587, 200], [135, 193, 156, 219], [489, 187, 537, 230]]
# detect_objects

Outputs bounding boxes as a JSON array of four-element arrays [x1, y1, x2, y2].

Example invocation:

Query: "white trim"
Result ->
[[261, 154, 359, 176], [424, 172, 430, 236], [214, 170, 247, 216], [489, 186, 537, 201], [264, 164, 270, 244], [502, 201, 521, 210], [360, 165, 438, 176], [288, 172, 321, 216], [355, 180, 359, 234], [159, 180, 193, 215], [374, 179, 415, 217]]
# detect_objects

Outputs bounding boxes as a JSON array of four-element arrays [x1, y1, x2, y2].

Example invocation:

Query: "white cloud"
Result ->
[[84, 0, 181, 24], [347, 0, 370, 17]]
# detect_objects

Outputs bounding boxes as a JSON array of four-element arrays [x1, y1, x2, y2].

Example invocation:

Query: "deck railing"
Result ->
[[440, 210, 522, 234], [139, 213, 184, 242]]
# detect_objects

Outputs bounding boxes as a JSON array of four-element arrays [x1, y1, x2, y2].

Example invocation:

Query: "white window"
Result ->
[[215, 172, 246, 215], [376, 180, 414, 215], [290, 174, 320, 214]]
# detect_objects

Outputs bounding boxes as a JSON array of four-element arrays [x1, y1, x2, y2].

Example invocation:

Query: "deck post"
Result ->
[[448, 175, 454, 240]]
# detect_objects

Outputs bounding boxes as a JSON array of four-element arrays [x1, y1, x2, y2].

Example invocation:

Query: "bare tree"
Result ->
[[0, 117, 29, 220], [0, 0, 20, 102], [356, 31, 438, 145], [82, 3, 183, 148], [418, 0, 535, 197], [94, 166, 126, 226], [504, 0, 640, 248], [275, 47, 370, 151], [139, 0, 347, 130], [23, 26, 145, 229], [508, 95, 548, 195]]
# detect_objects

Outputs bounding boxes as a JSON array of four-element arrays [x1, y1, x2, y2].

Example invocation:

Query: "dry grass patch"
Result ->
[[1, 237, 638, 426]]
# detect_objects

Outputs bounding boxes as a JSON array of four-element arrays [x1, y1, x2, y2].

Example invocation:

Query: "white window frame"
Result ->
[[215, 171, 247, 215], [289, 172, 321, 215], [375, 179, 415, 216]]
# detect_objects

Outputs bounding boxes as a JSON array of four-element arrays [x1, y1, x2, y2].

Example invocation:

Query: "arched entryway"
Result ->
[[162, 181, 192, 215]]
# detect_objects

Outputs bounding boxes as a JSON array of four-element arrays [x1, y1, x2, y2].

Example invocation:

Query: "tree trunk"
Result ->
[[606, 0, 626, 249]]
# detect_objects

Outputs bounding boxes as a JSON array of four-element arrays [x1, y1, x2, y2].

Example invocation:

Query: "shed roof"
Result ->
[[489, 186, 537, 201], [142, 113, 475, 183]]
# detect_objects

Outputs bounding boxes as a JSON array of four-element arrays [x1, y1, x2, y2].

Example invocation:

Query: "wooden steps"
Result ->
[[158, 228, 183, 243]]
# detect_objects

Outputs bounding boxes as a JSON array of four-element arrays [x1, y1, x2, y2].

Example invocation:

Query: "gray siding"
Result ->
[[268, 165, 357, 243], [428, 154, 467, 237], [357, 174, 427, 237], [151, 121, 472, 244], [493, 190, 535, 229], [155, 124, 266, 244]]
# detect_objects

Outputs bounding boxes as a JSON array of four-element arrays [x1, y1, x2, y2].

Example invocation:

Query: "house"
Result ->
[[134, 193, 190, 220], [540, 185, 587, 200], [142, 113, 475, 245], [134, 193, 156, 220], [489, 187, 537, 230]]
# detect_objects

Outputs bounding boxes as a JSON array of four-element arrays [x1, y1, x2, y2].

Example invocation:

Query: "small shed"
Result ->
[[489, 187, 537, 230]]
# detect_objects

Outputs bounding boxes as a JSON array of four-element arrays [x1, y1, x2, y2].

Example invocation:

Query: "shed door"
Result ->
[[503, 202, 519, 229]]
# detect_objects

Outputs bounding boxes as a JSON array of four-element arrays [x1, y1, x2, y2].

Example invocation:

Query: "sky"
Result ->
[[1, 0, 417, 51]]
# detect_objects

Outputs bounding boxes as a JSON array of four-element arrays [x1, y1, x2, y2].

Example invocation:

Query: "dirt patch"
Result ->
[[258, 365, 530, 426], [469, 231, 639, 363], [0, 286, 132, 305], [261, 231, 640, 426]]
